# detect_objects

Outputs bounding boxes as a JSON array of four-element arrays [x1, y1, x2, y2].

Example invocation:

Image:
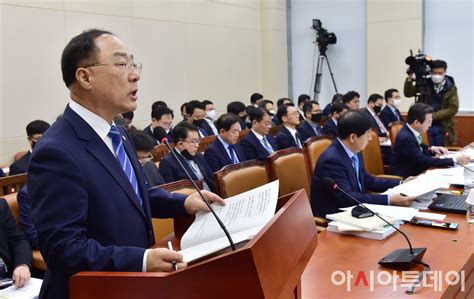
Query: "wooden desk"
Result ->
[[302, 213, 474, 298]]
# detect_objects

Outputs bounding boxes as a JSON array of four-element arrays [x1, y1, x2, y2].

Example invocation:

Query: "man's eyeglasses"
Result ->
[[182, 139, 200, 145], [84, 61, 143, 73]]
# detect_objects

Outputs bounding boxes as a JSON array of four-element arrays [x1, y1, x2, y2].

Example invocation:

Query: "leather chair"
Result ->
[[389, 121, 404, 146], [3, 192, 47, 271], [238, 129, 249, 142], [151, 144, 171, 163], [362, 130, 402, 180], [0, 173, 27, 196], [214, 160, 270, 198], [268, 148, 310, 197], [14, 150, 28, 161], [303, 136, 332, 182], [198, 135, 216, 153], [269, 124, 282, 137]]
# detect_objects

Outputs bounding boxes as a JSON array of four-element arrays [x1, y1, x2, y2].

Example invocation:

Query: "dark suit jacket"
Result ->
[[311, 139, 400, 218], [159, 149, 216, 192], [0, 168, 5, 177], [204, 138, 247, 172], [240, 130, 278, 160], [9, 151, 31, 175], [17, 186, 38, 249], [142, 161, 165, 187], [379, 105, 402, 129], [322, 103, 332, 116], [363, 108, 388, 137], [390, 124, 454, 177], [0, 198, 32, 277], [276, 126, 304, 150], [28, 105, 188, 299], [199, 121, 215, 136], [323, 118, 338, 138], [297, 121, 323, 143]]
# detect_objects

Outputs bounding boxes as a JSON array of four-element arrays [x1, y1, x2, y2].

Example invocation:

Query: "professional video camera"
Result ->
[[405, 49, 432, 102], [312, 19, 337, 56]]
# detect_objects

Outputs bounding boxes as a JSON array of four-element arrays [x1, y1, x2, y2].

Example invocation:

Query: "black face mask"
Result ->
[[373, 105, 382, 114], [193, 119, 206, 127], [181, 149, 195, 160], [311, 113, 323, 123]]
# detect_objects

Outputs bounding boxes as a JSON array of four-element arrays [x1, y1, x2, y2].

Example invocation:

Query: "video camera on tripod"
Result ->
[[405, 49, 432, 102]]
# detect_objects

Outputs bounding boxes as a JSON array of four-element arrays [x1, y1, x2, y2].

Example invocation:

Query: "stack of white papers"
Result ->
[[440, 148, 474, 161], [327, 221, 399, 240], [0, 278, 42, 298], [383, 173, 449, 198]]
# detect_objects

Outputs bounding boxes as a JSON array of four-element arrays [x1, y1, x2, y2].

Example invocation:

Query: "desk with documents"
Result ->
[[302, 213, 474, 298]]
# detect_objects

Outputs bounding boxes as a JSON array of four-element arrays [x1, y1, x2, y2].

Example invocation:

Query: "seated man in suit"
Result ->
[[240, 107, 278, 160], [322, 93, 343, 116], [10, 120, 50, 175], [275, 105, 303, 149], [130, 130, 165, 187], [323, 102, 347, 138], [272, 98, 294, 125], [311, 110, 416, 218], [342, 91, 360, 110], [204, 113, 247, 172], [186, 100, 214, 137], [258, 99, 275, 116], [160, 122, 216, 192], [227, 101, 248, 130], [202, 100, 219, 135], [297, 101, 324, 142], [380, 88, 403, 129], [250, 92, 264, 108], [391, 103, 470, 177], [297, 94, 311, 121], [364, 93, 389, 138], [0, 198, 32, 288], [143, 106, 174, 144], [28, 29, 225, 299]]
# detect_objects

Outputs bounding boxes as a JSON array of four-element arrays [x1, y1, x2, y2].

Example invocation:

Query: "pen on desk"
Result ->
[[400, 193, 420, 202], [167, 240, 178, 271]]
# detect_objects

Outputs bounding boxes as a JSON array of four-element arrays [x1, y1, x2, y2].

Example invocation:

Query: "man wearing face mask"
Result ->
[[404, 59, 458, 146], [144, 106, 174, 144], [159, 123, 216, 192], [227, 101, 248, 130], [186, 100, 214, 137], [202, 100, 218, 135], [323, 102, 348, 138], [10, 120, 50, 175], [364, 94, 389, 138], [258, 99, 275, 116], [380, 88, 403, 129], [297, 101, 324, 142]]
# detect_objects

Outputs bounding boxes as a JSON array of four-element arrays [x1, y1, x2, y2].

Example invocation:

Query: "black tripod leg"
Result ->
[[324, 54, 338, 94]]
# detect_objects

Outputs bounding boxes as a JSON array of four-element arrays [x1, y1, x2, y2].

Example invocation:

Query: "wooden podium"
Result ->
[[69, 190, 318, 299]]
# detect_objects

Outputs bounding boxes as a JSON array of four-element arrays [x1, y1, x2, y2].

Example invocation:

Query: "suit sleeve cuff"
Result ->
[[142, 249, 150, 272]]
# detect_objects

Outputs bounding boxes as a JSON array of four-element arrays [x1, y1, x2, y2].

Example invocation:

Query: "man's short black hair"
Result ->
[[298, 94, 311, 105], [367, 93, 383, 104], [258, 99, 274, 110], [216, 113, 240, 132], [332, 93, 344, 104], [248, 107, 270, 124], [180, 102, 188, 114], [26, 120, 50, 136], [338, 110, 373, 139], [227, 101, 246, 115], [130, 130, 156, 152], [171, 122, 199, 142], [276, 105, 291, 123], [61, 29, 113, 87], [384, 88, 398, 100], [276, 98, 294, 108], [202, 100, 213, 107], [122, 111, 134, 120], [151, 101, 167, 111], [407, 103, 434, 124], [303, 101, 319, 114], [186, 100, 205, 116], [250, 93, 263, 104], [430, 60, 448, 70], [342, 91, 360, 104], [330, 102, 347, 115], [151, 107, 174, 121]]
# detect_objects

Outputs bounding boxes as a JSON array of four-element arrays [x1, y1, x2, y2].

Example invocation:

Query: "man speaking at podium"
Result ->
[[28, 29, 224, 299]]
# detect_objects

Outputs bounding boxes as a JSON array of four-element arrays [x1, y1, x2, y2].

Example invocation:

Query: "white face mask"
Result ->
[[269, 109, 275, 115], [206, 109, 216, 120], [393, 99, 401, 107], [431, 74, 445, 84]]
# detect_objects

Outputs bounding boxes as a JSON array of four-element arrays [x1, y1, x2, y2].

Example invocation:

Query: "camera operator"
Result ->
[[404, 60, 459, 146]]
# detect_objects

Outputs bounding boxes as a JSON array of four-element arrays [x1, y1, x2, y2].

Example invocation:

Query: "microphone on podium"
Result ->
[[322, 177, 427, 270], [159, 132, 236, 251]]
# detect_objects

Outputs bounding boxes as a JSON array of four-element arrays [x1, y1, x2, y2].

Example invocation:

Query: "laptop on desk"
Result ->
[[428, 194, 469, 214]]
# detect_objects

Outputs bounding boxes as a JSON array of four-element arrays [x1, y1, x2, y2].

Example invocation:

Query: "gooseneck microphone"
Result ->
[[157, 129, 236, 251], [322, 177, 427, 270]]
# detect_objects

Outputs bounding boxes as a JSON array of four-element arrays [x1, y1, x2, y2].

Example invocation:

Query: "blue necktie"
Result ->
[[351, 155, 362, 192], [262, 136, 274, 154], [108, 126, 142, 206], [294, 132, 302, 148], [228, 144, 239, 164]]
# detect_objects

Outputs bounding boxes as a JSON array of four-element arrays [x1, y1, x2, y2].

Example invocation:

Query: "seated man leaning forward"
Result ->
[[311, 110, 416, 218]]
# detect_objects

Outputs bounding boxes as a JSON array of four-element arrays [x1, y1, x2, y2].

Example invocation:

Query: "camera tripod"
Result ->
[[313, 54, 338, 101]]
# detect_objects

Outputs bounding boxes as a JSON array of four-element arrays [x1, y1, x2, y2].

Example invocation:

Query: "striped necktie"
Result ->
[[108, 125, 142, 206], [351, 155, 362, 192]]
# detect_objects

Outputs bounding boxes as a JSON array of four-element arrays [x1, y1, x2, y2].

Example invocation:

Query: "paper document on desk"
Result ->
[[327, 209, 400, 231], [327, 221, 400, 240], [0, 277, 42, 298], [440, 148, 474, 161], [179, 180, 279, 262], [382, 173, 448, 198], [341, 204, 418, 221], [424, 167, 465, 185]]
